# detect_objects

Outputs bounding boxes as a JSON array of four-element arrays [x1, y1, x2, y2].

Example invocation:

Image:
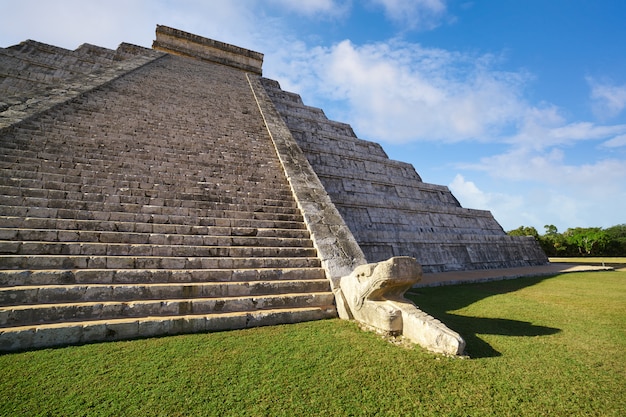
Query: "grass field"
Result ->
[[1, 270, 624, 416], [550, 257, 626, 269]]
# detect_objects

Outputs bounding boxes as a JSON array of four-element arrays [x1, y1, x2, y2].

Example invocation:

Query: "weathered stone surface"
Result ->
[[0, 40, 164, 129], [339, 256, 465, 355], [247, 73, 367, 319], [153, 25, 263, 75], [0, 28, 335, 352]]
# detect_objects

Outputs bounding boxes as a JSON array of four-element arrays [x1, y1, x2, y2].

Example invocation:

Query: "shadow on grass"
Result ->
[[406, 275, 561, 358]]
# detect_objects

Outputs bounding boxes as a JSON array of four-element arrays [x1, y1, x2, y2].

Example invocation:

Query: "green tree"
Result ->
[[540, 225, 567, 256], [544, 224, 558, 236], [563, 227, 608, 256], [506, 224, 626, 256], [604, 224, 626, 256], [507, 226, 539, 239]]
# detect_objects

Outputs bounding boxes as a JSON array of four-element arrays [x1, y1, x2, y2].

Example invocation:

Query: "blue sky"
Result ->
[[2, 0, 625, 233]]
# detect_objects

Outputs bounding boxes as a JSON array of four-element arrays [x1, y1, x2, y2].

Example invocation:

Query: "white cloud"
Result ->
[[588, 78, 626, 119], [263, 33, 626, 156], [504, 105, 626, 150], [448, 172, 625, 232], [369, 0, 448, 30], [268, 39, 529, 143], [449, 174, 490, 209], [461, 146, 626, 199], [602, 134, 626, 148], [448, 174, 534, 230], [0, 0, 157, 49]]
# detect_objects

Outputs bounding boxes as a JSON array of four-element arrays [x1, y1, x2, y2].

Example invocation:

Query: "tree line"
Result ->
[[507, 224, 626, 257]]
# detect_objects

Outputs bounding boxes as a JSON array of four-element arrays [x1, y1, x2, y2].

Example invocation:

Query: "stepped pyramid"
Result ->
[[0, 26, 546, 352]]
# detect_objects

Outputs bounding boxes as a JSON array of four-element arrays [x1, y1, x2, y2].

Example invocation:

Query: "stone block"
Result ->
[[339, 256, 465, 355]]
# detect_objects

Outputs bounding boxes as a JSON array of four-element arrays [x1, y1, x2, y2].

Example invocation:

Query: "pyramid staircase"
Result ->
[[0, 41, 335, 351]]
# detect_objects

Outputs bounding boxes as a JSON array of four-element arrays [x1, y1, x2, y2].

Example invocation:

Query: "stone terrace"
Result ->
[[0, 42, 335, 351], [261, 78, 547, 273]]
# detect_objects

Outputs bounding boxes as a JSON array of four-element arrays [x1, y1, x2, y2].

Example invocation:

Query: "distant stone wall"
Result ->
[[152, 25, 263, 75], [0, 40, 163, 129]]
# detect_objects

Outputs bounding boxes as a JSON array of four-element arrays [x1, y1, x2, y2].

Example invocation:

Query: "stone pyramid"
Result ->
[[0, 25, 546, 353]]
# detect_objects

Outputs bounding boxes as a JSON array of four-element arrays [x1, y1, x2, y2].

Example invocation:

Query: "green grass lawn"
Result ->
[[1, 271, 624, 416], [550, 257, 626, 268]]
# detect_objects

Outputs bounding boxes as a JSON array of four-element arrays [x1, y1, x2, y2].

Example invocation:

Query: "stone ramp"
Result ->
[[260, 78, 548, 273], [0, 45, 335, 351]]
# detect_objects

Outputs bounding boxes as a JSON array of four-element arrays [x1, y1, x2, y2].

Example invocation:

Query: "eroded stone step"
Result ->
[[4, 40, 117, 69], [0, 228, 313, 247], [0, 206, 306, 229], [0, 177, 297, 208], [0, 240, 317, 258], [0, 279, 332, 306], [0, 51, 83, 84], [0, 138, 283, 164], [0, 217, 309, 238], [0, 193, 299, 217], [3, 117, 275, 149], [0, 267, 326, 286], [0, 292, 336, 327], [0, 154, 288, 181], [0, 142, 285, 173], [0, 255, 322, 270], [0, 306, 338, 352], [0, 161, 291, 197], [0, 196, 303, 222], [0, 212, 307, 232], [0, 153, 282, 181]]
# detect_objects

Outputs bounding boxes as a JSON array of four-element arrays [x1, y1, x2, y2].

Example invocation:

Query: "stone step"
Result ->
[[0, 255, 322, 270], [0, 306, 338, 352], [0, 279, 332, 306], [320, 184, 470, 213], [0, 267, 326, 286], [0, 175, 296, 207], [0, 184, 297, 209], [0, 131, 281, 163], [0, 240, 318, 258], [0, 200, 303, 223], [1, 44, 162, 130], [0, 160, 289, 191], [1, 127, 278, 153], [0, 185, 300, 215], [0, 217, 309, 238], [0, 182, 294, 210], [5, 39, 117, 69], [74, 43, 118, 62], [0, 143, 266, 163], [279, 112, 356, 138], [0, 192, 299, 220], [0, 228, 313, 247], [0, 148, 280, 178], [0, 51, 77, 84], [0, 154, 288, 188], [0, 210, 307, 230], [0, 291, 336, 328]]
